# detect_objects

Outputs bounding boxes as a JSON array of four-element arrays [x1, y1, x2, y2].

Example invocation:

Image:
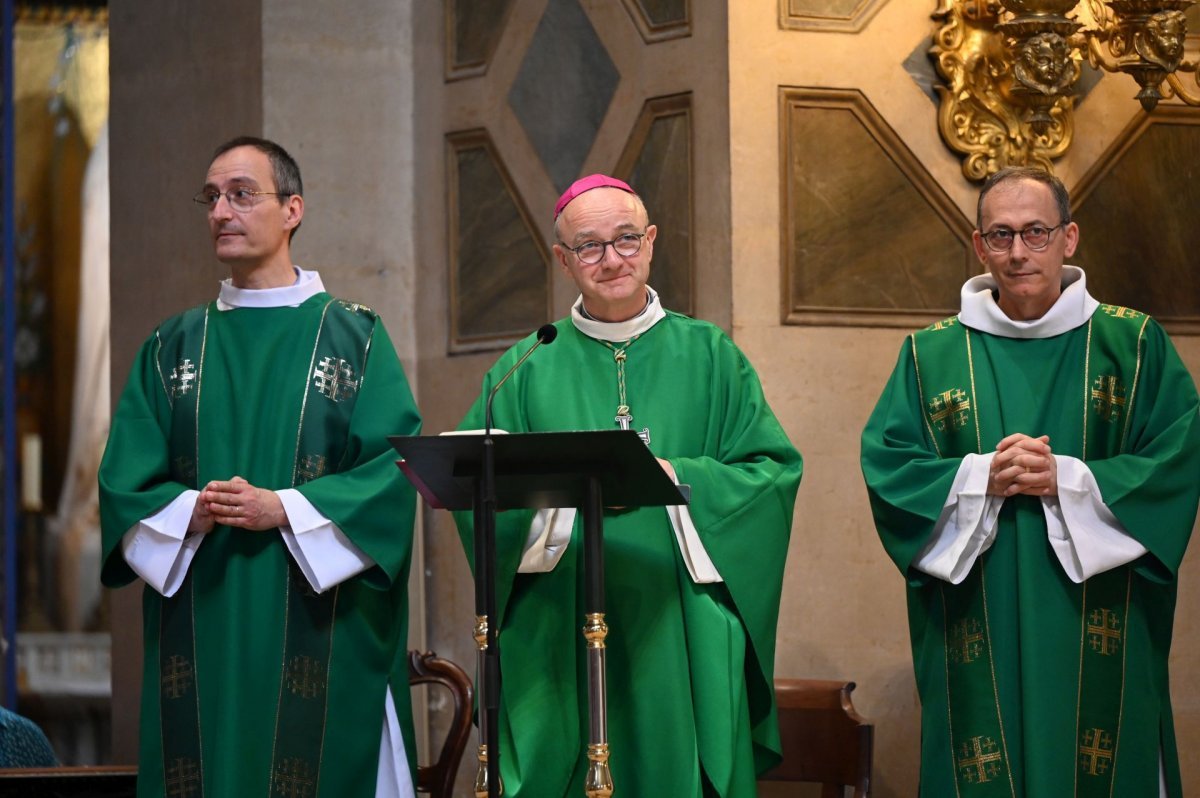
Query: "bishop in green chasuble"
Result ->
[[455, 175, 802, 798], [98, 129, 419, 798], [861, 169, 1199, 798]]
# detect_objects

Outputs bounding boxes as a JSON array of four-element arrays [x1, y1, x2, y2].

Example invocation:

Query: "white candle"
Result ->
[[21, 432, 43, 512]]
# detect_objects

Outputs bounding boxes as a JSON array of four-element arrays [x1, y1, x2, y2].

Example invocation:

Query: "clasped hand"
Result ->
[[189, 476, 288, 533], [987, 433, 1058, 497]]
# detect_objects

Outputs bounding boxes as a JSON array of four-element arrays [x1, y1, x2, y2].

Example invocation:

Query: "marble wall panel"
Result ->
[[447, 130, 551, 349], [780, 88, 973, 327], [1073, 110, 1200, 329], [445, 0, 515, 80], [508, 0, 620, 193], [620, 0, 692, 41], [616, 93, 693, 316], [780, 0, 886, 32]]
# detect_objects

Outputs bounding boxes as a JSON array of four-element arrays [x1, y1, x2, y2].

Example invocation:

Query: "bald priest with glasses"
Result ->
[[861, 166, 1200, 797], [99, 137, 421, 797], [454, 175, 802, 797]]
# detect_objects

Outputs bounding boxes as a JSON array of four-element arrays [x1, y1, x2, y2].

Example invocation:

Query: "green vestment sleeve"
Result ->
[[1086, 319, 1200, 580], [860, 339, 962, 582]]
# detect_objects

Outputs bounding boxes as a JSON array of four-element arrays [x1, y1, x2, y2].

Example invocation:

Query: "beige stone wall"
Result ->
[[729, 1, 1200, 795]]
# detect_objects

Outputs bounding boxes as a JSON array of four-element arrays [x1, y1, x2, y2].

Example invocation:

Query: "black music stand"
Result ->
[[390, 430, 688, 798]]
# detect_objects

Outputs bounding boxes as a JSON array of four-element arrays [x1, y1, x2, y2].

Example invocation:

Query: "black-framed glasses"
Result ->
[[980, 222, 1065, 252], [560, 232, 646, 265], [192, 188, 284, 213]]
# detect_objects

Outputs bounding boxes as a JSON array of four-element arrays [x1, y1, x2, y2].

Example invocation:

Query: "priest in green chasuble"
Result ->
[[455, 175, 803, 797], [861, 167, 1200, 797], [99, 137, 421, 798]]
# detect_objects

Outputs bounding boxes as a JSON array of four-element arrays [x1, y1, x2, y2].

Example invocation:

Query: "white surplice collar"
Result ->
[[570, 286, 667, 342], [216, 266, 325, 311], [958, 265, 1099, 339]]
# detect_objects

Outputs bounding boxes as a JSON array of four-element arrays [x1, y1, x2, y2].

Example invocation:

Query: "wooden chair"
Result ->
[[409, 650, 474, 798], [759, 678, 874, 797]]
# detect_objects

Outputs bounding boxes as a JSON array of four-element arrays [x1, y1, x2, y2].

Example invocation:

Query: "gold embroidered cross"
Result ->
[[1087, 608, 1122, 656], [949, 618, 985, 664], [1101, 304, 1143, 320], [297, 454, 327, 484], [312, 356, 359, 402], [286, 655, 327, 699], [166, 757, 201, 798], [957, 736, 1003, 784], [1091, 376, 1126, 423], [169, 359, 197, 399], [337, 300, 372, 314], [273, 757, 317, 798], [1079, 728, 1115, 776], [161, 655, 194, 699], [929, 389, 971, 431]]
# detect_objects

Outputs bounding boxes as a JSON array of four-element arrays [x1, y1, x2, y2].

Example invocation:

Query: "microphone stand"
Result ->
[[474, 325, 557, 798]]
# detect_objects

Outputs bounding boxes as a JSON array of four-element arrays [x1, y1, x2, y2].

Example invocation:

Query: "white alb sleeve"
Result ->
[[277, 488, 375, 593], [1043, 455, 1147, 583], [121, 490, 206, 597], [518, 508, 577, 573], [664, 497, 723, 584], [374, 685, 416, 798], [913, 453, 1004, 584]]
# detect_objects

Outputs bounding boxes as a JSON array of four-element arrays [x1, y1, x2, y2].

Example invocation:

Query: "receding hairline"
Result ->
[[976, 166, 1071, 230]]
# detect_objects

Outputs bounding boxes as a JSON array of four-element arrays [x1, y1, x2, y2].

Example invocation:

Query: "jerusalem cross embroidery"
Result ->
[[948, 618, 985, 664], [312, 356, 359, 402], [286, 655, 327, 699], [928, 388, 971, 432], [337, 300, 372, 315], [1087, 607, 1122, 656], [161, 654, 194, 699], [168, 359, 197, 400], [273, 757, 317, 798], [1091, 376, 1126, 423], [166, 756, 202, 798], [1079, 728, 1115, 776], [296, 454, 327, 484], [1100, 304, 1143, 320], [957, 736, 1004, 784]]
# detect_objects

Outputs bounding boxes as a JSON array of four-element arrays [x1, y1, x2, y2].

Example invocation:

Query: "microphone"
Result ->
[[485, 324, 558, 434]]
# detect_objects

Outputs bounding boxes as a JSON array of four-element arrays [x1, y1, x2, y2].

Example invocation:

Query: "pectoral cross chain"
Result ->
[[607, 339, 651, 446]]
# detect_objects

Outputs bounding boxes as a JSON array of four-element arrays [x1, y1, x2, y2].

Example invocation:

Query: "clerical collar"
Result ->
[[571, 287, 666, 342], [216, 266, 325, 311], [958, 265, 1099, 339]]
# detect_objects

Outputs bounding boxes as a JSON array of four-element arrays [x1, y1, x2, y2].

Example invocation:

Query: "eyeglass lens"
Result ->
[[576, 234, 642, 264]]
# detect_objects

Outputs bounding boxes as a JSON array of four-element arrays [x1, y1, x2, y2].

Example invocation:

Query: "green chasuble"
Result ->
[[862, 307, 1200, 798], [455, 310, 802, 798], [99, 293, 421, 798]]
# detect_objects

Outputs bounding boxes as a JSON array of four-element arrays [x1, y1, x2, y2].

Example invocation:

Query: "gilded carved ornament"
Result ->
[[933, 0, 1200, 181]]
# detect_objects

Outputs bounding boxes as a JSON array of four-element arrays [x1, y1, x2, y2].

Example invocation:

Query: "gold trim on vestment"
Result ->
[[1120, 317, 1149, 454], [964, 328, 982, 455], [911, 335, 943, 459]]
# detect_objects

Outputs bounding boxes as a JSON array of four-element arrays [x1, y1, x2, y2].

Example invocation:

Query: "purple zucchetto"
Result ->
[[554, 174, 638, 220]]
